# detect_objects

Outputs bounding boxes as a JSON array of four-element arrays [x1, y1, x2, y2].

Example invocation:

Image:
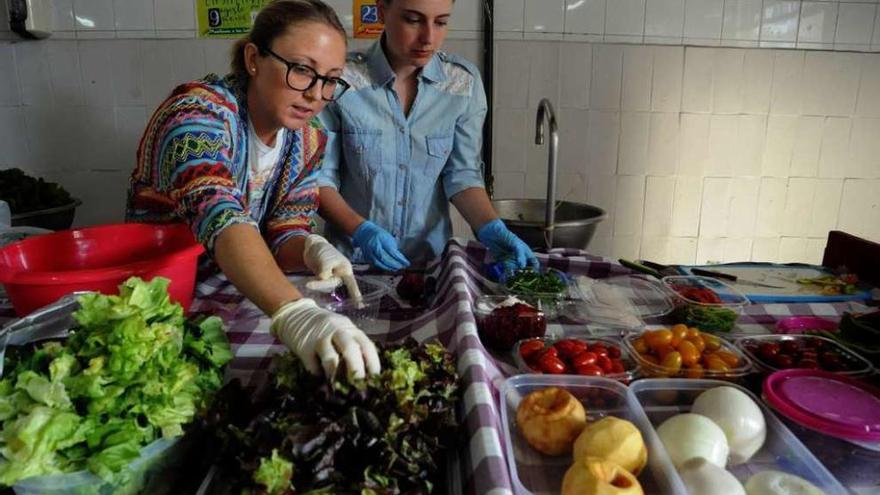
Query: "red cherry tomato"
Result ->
[[596, 355, 613, 373], [518, 339, 545, 361], [537, 346, 558, 360], [576, 364, 604, 376], [607, 345, 621, 359], [773, 354, 795, 368], [554, 339, 588, 359], [571, 351, 598, 368], [610, 360, 626, 374], [538, 354, 567, 374]]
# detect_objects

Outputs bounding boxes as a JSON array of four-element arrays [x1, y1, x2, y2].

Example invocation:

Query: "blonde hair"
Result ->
[[231, 0, 346, 78]]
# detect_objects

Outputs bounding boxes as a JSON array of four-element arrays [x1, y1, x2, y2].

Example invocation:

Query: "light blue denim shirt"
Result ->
[[317, 40, 487, 264]]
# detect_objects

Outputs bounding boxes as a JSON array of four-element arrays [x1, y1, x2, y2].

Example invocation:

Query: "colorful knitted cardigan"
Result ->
[[126, 73, 325, 253]]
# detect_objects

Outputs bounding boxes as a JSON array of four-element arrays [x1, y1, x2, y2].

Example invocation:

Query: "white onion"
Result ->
[[692, 386, 767, 465], [679, 457, 746, 495], [656, 413, 729, 468], [745, 471, 825, 495]]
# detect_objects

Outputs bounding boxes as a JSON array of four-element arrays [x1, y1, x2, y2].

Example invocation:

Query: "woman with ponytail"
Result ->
[[127, 0, 380, 380]]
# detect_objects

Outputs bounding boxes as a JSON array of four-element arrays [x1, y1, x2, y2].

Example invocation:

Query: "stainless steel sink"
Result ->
[[491, 198, 605, 250], [491, 98, 606, 251]]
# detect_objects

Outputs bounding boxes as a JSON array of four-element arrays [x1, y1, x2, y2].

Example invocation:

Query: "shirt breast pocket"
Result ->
[[424, 133, 454, 176], [342, 129, 382, 179]]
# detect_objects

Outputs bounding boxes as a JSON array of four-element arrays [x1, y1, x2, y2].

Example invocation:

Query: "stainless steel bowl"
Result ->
[[491, 199, 606, 250]]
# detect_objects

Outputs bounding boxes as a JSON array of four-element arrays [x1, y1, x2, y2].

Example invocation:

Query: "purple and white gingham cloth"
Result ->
[[0, 238, 867, 495]]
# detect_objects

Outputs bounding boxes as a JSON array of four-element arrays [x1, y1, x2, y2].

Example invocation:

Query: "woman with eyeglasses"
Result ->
[[317, 0, 538, 272], [127, 0, 380, 380]]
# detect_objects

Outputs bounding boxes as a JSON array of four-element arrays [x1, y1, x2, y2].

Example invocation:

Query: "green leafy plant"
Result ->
[[217, 339, 461, 495], [0, 277, 231, 487], [0, 168, 74, 214]]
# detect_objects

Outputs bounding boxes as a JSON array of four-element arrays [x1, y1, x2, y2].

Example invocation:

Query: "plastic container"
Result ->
[[512, 336, 638, 383], [14, 437, 186, 495], [630, 378, 850, 495], [303, 276, 390, 334], [0, 223, 203, 316], [503, 268, 575, 320], [662, 275, 750, 308], [558, 299, 645, 332], [498, 374, 687, 495], [736, 334, 874, 377], [575, 274, 675, 319], [10, 199, 81, 231], [624, 331, 753, 381], [775, 316, 839, 335], [474, 295, 547, 352], [663, 276, 749, 333], [763, 369, 880, 444]]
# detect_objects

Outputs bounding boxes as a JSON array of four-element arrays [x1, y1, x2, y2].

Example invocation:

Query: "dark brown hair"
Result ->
[[231, 0, 347, 78]]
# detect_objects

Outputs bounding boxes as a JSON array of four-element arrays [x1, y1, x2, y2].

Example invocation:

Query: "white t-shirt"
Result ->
[[246, 118, 284, 215]]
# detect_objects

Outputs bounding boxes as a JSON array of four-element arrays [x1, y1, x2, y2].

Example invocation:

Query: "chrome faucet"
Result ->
[[535, 98, 558, 249]]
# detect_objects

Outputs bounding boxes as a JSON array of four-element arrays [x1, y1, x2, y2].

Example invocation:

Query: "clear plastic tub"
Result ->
[[736, 334, 874, 377], [302, 276, 390, 334], [663, 275, 749, 333], [498, 374, 687, 495], [629, 378, 850, 495], [512, 336, 638, 383], [558, 300, 645, 332], [503, 268, 576, 320], [474, 295, 547, 352], [624, 330, 753, 381], [662, 275, 750, 308], [575, 274, 675, 319], [14, 437, 186, 495]]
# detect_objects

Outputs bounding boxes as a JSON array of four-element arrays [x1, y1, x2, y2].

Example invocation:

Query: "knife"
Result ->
[[690, 268, 785, 289], [618, 259, 662, 279]]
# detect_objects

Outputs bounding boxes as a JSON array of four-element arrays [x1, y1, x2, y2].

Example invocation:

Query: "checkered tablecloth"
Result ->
[[0, 238, 868, 495]]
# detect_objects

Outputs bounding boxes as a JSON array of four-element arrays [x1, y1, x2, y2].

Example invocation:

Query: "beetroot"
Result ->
[[477, 303, 546, 351], [397, 271, 429, 305]]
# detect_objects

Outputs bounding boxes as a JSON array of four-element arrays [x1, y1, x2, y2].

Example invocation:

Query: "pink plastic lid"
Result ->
[[763, 369, 880, 442], [775, 316, 838, 335]]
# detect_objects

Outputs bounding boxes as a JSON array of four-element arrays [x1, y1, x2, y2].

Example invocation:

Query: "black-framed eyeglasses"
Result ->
[[259, 46, 350, 101]]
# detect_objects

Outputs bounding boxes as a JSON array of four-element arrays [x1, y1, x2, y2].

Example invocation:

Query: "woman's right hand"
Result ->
[[351, 221, 410, 272], [270, 298, 381, 379]]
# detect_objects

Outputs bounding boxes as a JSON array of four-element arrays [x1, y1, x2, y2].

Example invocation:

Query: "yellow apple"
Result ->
[[562, 457, 645, 495], [516, 386, 587, 456], [573, 416, 648, 475]]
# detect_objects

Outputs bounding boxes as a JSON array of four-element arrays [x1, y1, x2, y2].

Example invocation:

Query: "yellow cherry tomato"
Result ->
[[713, 350, 740, 367], [702, 333, 722, 352], [645, 329, 673, 349], [661, 351, 683, 373], [677, 340, 699, 366], [632, 337, 648, 354], [704, 355, 730, 372], [684, 364, 704, 379], [687, 335, 706, 354]]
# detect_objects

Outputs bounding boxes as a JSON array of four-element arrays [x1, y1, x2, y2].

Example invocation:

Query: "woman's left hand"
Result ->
[[303, 235, 362, 300], [477, 219, 540, 270]]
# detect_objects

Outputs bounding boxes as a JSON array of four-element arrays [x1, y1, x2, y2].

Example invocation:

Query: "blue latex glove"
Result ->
[[477, 219, 540, 270], [352, 221, 410, 272]]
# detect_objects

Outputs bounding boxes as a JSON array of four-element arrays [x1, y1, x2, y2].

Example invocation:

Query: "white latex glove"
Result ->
[[303, 234, 362, 301], [270, 298, 381, 379]]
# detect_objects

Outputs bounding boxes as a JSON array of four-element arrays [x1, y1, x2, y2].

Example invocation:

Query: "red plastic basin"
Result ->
[[0, 223, 204, 316]]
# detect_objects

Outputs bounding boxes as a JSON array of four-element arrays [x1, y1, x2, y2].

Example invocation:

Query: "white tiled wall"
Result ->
[[509, 0, 880, 52], [493, 41, 880, 265], [0, 0, 482, 227]]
